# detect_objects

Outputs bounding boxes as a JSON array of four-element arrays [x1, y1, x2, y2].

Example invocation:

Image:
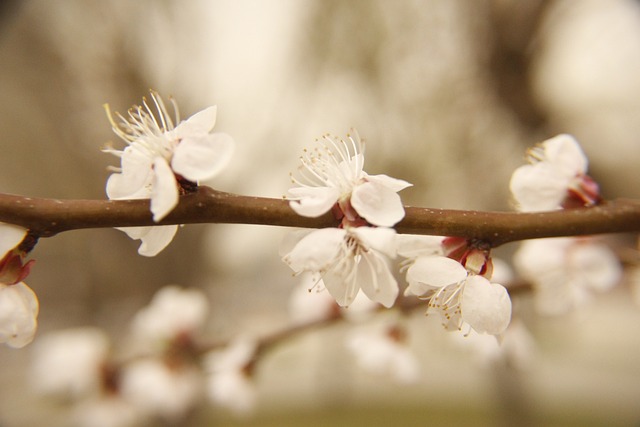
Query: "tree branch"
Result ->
[[0, 187, 638, 246]]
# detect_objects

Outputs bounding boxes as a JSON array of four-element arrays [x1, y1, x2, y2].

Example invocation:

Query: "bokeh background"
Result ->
[[1, 0, 640, 425]]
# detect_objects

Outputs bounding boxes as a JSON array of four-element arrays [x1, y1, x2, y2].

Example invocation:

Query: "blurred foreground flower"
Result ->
[[104, 90, 235, 256]]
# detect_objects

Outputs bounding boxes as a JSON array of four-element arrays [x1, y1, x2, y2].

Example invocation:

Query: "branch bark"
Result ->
[[0, 187, 638, 247]]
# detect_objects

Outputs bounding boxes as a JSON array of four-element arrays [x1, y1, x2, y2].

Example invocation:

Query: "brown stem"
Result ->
[[0, 187, 638, 247]]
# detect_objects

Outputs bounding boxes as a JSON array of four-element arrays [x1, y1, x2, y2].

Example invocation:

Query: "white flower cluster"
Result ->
[[30, 286, 259, 427], [510, 135, 622, 315]]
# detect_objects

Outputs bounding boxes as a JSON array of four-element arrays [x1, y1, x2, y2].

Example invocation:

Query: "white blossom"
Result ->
[[510, 134, 600, 211], [104, 91, 235, 256], [513, 237, 621, 315], [131, 285, 209, 349], [204, 337, 257, 416], [120, 358, 202, 421], [31, 327, 110, 397], [287, 131, 411, 227], [405, 256, 511, 335], [283, 226, 399, 308]]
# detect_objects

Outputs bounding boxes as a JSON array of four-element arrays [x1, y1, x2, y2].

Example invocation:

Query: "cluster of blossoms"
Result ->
[[104, 91, 235, 256], [0, 90, 626, 424], [510, 134, 622, 315], [282, 131, 513, 337], [31, 286, 259, 426]]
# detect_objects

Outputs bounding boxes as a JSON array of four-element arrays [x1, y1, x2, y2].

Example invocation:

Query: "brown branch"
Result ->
[[0, 187, 638, 246]]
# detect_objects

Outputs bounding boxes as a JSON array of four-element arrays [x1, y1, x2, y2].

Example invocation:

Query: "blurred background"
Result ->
[[0, 0, 640, 425]]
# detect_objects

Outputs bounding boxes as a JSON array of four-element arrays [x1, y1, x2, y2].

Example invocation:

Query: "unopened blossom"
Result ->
[[0, 282, 39, 348], [513, 237, 621, 316], [287, 131, 411, 227], [104, 91, 235, 256], [31, 327, 110, 397], [405, 256, 511, 335], [131, 285, 209, 350], [283, 226, 398, 308], [204, 337, 257, 416], [510, 134, 601, 211], [120, 358, 202, 421]]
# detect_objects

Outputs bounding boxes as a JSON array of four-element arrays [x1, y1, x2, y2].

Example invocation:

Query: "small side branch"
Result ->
[[0, 187, 638, 246]]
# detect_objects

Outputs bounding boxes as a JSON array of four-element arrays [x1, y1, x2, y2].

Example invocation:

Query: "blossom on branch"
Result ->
[[104, 91, 235, 256], [513, 237, 621, 316], [282, 226, 399, 308], [510, 134, 601, 211], [0, 223, 38, 348], [287, 131, 411, 227], [404, 255, 511, 335]]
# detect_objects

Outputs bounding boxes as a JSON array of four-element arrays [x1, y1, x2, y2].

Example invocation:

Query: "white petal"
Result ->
[[283, 228, 346, 273], [323, 263, 359, 307], [509, 163, 568, 211], [0, 223, 27, 258], [351, 182, 406, 227], [462, 276, 511, 335], [364, 173, 413, 192], [287, 186, 340, 218], [175, 106, 217, 136], [570, 243, 622, 291], [351, 226, 397, 258], [0, 282, 39, 348], [406, 256, 467, 288], [150, 158, 178, 221], [172, 133, 235, 181], [542, 134, 588, 177], [106, 147, 153, 199], [357, 251, 398, 307], [118, 225, 179, 257], [396, 234, 444, 259]]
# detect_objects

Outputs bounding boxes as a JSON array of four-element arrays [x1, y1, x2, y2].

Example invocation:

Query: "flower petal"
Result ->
[[175, 106, 217, 136], [150, 158, 179, 222], [509, 163, 569, 211], [106, 147, 154, 200], [0, 223, 27, 258], [396, 234, 444, 259], [364, 173, 413, 192], [542, 134, 588, 177], [406, 256, 467, 289], [0, 282, 39, 348], [288, 186, 340, 218], [283, 228, 346, 273], [357, 250, 398, 307], [462, 276, 511, 335], [118, 225, 179, 257], [351, 226, 397, 258], [323, 262, 359, 307], [172, 133, 235, 181], [351, 182, 406, 227]]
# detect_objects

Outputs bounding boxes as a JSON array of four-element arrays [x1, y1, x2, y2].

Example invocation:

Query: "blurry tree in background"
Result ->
[[0, 1, 639, 426]]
